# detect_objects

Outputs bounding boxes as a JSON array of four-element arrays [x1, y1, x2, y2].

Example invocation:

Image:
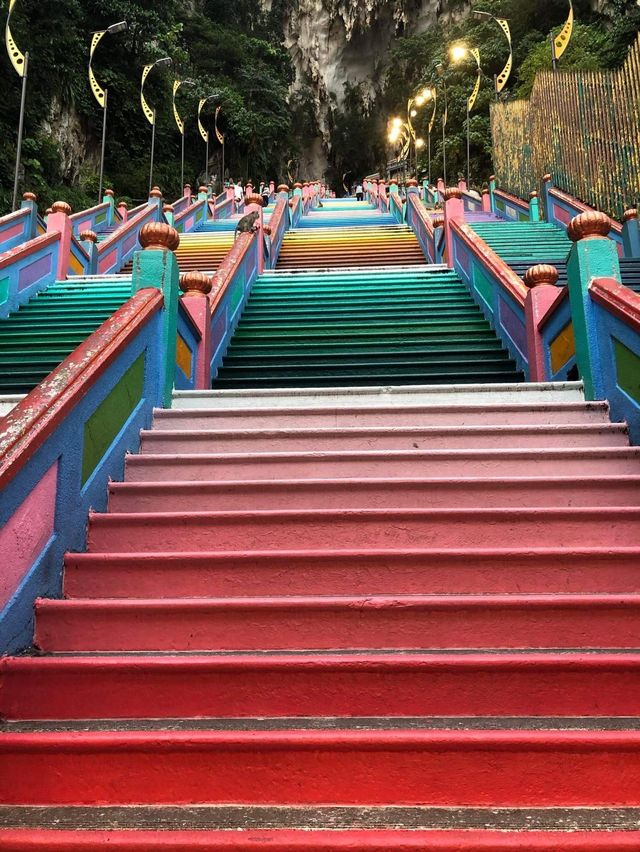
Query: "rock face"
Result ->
[[41, 97, 98, 184], [268, 0, 445, 176]]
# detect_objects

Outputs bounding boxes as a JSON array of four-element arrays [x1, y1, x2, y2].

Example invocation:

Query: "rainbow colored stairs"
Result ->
[[2, 195, 640, 848], [1, 380, 640, 847]]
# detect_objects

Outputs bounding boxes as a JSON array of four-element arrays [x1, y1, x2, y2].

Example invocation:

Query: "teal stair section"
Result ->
[[213, 267, 524, 388], [472, 220, 640, 293], [0, 276, 132, 394]]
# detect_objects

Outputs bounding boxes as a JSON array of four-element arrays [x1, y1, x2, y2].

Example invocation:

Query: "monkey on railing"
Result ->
[[234, 210, 260, 241]]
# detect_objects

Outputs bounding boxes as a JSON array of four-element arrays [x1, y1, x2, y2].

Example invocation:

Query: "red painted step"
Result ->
[[3, 653, 640, 720], [1, 828, 640, 851], [137, 424, 629, 453], [152, 401, 613, 430], [64, 548, 640, 599], [2, 728, 640, 806], [107, 476, 640, 513], [85, 508, 640, 553], [34, 593, 640, 652], [125, 447, 640, 481]]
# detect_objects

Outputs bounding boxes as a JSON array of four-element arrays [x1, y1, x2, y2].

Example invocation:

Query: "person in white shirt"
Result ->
[[234, 182, 244, 204], [356, 183, 364, 201]]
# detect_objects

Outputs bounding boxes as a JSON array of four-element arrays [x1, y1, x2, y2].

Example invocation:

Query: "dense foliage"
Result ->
[[374, 0, 640, 189], [0, 0, 299, 212], [1, 0, 638, 209]]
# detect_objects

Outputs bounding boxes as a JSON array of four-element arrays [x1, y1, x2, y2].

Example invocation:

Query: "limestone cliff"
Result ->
[[265, 0, 450, 176]]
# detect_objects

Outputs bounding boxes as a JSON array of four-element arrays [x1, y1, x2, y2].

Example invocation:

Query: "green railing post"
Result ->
[[130, 222, 181, 407], [566, 211, 622, 401]]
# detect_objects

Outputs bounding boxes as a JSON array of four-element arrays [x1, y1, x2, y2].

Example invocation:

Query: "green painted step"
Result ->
[[220, 356, 519, 373], [226, 339, 505, 357]]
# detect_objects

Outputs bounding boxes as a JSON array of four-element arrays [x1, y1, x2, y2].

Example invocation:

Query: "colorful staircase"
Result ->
[[213, 266, 522, 387], [277, 199, 424, 269], [1, 194, 640, 848], [472, 219, 640, 293], [0, 276, 132, 394], [2, 381, 640, 846]]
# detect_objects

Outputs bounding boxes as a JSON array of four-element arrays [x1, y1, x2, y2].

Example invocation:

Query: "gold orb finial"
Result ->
[[567, 211, 611, 242], [524, 264, 560, 288], [139, 222, 180, 252]]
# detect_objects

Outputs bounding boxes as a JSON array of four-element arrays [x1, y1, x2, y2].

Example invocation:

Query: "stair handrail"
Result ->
[[542, 176, 624, 250], [405, 192, 436, 263], [0, 287, 166, 653], [69, 200, 114, 236], [0, 230, 61, 318], [214, 194, 235, 221], [174, 197, 208, 233], [266, 197, 288, 267], [0, 204, 37, 253], [492, 187, 530, 221], [96, 204, 161, 275]]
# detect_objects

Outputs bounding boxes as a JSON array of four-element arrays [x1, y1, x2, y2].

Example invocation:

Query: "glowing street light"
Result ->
[[141, 56, 172, 195], [450, 44, 482, 188], [89, 20, 128, 201], [435, 62, 448, 186]]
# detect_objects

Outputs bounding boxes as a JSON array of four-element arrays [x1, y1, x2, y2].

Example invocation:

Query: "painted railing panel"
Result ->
[[289, 195, 303, 228], [214, 196, 235, 221], [97, 205, 160, 275], [588, 280, 640, 444], [0, 289, 165, 653], [405, 193, 435, 263], [0, 232, 60, 319], [172, 195, 191, 217], [538, 291, 576, 382], [267, 198, 288, 269], [209, 233, 259, 380], [67, 236, 91, 277], [174, 301, 201, 391], [450, 219, 530, 376], [174, 198, 207, 235], [494, 189, 529, 222], [462, 192, 483, 214], [0, 206, 36, 254], [69, 201, 112, 236], [544, 183, 624, 255], [389, 192, 404, 224]]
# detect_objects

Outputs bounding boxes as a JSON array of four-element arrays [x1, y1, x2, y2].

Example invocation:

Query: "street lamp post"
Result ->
[[435, 64, 448, 187], [173, 78, 196, 192], [141, 57, 172, 195], [5, 0, 29, 211], [89, 21, 128, 202], [198, 95, 216, 186], [450, 44, 482, 189], [472, 11, 512, 100]]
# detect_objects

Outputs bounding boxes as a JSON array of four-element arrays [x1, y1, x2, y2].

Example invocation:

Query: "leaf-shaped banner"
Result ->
[[215, 105, 225, 144], [468, 71, 481, 112], [173, 80, 184, 135], [554, 0, 574, 61], [198, 98, 209, 142], [140, 65, 155, 125], [6, 0, 26, 77]]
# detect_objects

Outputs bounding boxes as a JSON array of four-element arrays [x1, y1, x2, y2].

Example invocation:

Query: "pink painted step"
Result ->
[[124, 447, 640, 482], [107, 476, 640, 513], [138, 424, 629, 454], [64, 548, 640, 599], [4, 652, 640, 719], [86, 508, 640, 553], [152, 401, 612, 430], [3, 827, 640, 851], [34, 593, 640, 652], [2, 727, 640, 806]]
